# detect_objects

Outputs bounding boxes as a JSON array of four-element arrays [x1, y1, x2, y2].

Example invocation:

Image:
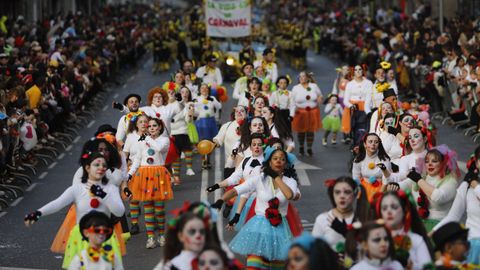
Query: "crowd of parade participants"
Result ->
[[0, 0, 476, 269]]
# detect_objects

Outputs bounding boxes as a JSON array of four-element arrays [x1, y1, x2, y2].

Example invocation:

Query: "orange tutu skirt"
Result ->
[[341, 100, 365, 133], [292, 107, 322, 133], [129, 165, 173, 201], [360, 178, 383, 203], [50, 205, 126, 255]]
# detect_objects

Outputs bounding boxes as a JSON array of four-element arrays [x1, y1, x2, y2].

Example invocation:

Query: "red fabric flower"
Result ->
[[265, 208, 282, 226], [168, 82, 176, 90], [371, 180, 382, 188], [324, 179, 336, 188], [90, 198, 100, 208], [156, 112, 160, 118], [268, 197, 280, 209], [305, 106, 311, 111]]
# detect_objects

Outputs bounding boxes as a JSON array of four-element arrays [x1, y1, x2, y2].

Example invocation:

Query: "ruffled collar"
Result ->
[[363, 257, 395, 267]]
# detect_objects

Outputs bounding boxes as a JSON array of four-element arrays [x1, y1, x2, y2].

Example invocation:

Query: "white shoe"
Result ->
[[158, 236, 166, 247], [186, 168, 195, 176], [146, 237, 157, 249], [180, 152, 185, 159]]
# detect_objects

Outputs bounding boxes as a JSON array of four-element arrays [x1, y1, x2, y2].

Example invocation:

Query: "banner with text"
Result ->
[[205, 0, 251, 37]]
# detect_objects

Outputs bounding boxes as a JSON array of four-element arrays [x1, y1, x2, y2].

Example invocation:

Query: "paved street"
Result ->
[[0, 50, 476, 269]]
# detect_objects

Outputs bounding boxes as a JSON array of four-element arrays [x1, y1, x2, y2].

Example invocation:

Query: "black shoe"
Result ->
[[299, 147, 305, 156], [223, 204, 233, 219], [307, 149, 313, 156], [130, 224, 140, 235]]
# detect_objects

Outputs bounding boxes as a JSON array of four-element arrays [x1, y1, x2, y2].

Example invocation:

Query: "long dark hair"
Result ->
[[80, 138, 121, 170], [373, 191, 434, 259], [164, 212, 212, 262], [239, 116, 270, 152], [266, 106, 293, 140], [309, 238, 341, 270], [354, 133, 390, 163], [326, 176, 372, 223], [80, 152, 109, 185], [345, 220, 396, 262]]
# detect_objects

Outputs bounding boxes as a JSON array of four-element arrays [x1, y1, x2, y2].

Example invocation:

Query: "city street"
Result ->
[[0, 48, 476, 269]]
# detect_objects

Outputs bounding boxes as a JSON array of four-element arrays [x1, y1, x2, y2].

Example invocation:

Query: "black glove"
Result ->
[[232, 148, 238, 156], [211, 199, 224, 209], [387, 126, 398, 135], [90, 184, 107, 199], [123, 187, 132, 197], [464, 170, 479, 184], [206, 183, 220, 193], [407, 169, 422, 183], [391, 163, 399, 172], [376, 163, 387, 171], [245, 92, 251, 99], [175, 92, 182, 102], [206, 96, 214, 102], [331, 217, 348, 237], [24, 210, 42, 222], [128, 174, 133, 182], [138, 134, 146, 141], [263, 166, 279, 179], [112, 102, 123, 111], [228, 213, 241, 226]]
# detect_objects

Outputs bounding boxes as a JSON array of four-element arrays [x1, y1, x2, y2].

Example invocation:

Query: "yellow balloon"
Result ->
[[197, 140, 215, 155]]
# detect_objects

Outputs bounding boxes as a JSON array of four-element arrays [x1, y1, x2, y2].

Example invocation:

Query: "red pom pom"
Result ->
[[82, 153, 89, 159], [90, 198, 100, 208], [305, 106, 311, 111], [168, 82, 176, 90], [156, 113, 160, 118], [217, 88, 225, 96]]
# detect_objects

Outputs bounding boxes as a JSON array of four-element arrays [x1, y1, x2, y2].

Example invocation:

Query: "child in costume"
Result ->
[[68, 211, 123, 270], [322, 94, 342, 146]]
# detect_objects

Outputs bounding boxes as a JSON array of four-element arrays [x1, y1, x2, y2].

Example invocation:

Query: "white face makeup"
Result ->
[[333, 182, 354, 211], [152, 93, 163, 107], [383, 117, 395, 128], [86, 157, 107, 181], [254, 97, 266, 111], [178, 218, 206, 253], [354, 65, 363, 79], [381, 195, 404, 230], [364, 227, 390, 260], [235, 106, 246, 120], [261, 107, 273, 121], [249, 118, 264, 134], [198, 250, 225, 270], [408, 128, 426, 152]]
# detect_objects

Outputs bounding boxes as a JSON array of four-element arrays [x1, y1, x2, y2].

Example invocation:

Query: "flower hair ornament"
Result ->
[[125, 111, 144, 122], [415, 144, 461, 179], [375, 81, 391, 93]]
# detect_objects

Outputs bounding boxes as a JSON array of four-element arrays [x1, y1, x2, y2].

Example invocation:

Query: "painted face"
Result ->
[[148, 120, 162, 136], [383, 117, 395, 128], [381, 195, 404, 230], [152, 93, 163, 107], [333, 182, 354, 211], [86, 157, 107, 181], [269, 150, 286, 173], [249, 81, 260, 93], [380, 103, 393, 117], [425, 153, 442, 177], [261, 107, 273, 121], [178, 218, 206, 253], [254, 97, 266, 111], [375, 69, 385, 82], [408, 128, 426, 152], [200, 85, 210, 97], [250, 138, 263, 157], [243, 65, 253, 76], [83, 226, 112, 248], [180, 88, 190, 101], [249, 118, 264, 134], [287, 246, 309, 270], [299, 72, 308, 84], [136, 116, 149, 133], [235, 106, 246, 120], [175, 72, 185, 84], [364, 227, 390, 260], [364, 135, 380, 155], [387, 69, 395, 81], [400, 115, 415, 130], [277, 78, 288, 90], [354, 65, 363, 78], [198, 250, 225, 270], [127, 97, 139, 111]]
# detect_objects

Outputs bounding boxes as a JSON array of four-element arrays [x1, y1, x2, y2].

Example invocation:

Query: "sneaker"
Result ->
[[158, 236, 166, 247], [130, 224, 140, 235], [186, 168, 195, 176], [299, 147, 305, 156], [180, 152, 185, 159], [146, 237, 157, 249], [332, 139, 337, 145], [322, 138, 327, 146], [307, 149, 313, 156]]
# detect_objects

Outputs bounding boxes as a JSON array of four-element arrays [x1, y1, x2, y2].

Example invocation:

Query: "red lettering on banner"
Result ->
[[208, 18, 248, 27]]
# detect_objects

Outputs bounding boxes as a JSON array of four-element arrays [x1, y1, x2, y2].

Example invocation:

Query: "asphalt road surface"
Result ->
[[0, 50, 475, 269]]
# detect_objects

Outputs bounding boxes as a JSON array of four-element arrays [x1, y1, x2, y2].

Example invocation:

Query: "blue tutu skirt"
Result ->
[[468, 238, 480, 265], [229, 215, 293, 261], [228, 195, 256, 231], [195, 117, 218, 140]]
